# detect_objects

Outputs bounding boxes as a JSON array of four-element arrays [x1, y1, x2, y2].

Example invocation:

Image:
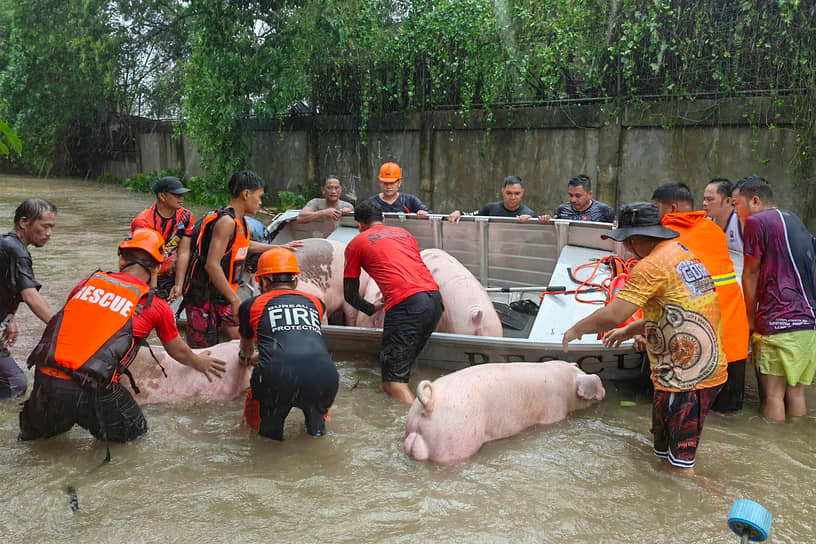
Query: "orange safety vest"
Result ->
[[131, 205, 193, 276], [661, 211, 750, 362], [28, 272, 149, 388], [183, 207, 249, 305]]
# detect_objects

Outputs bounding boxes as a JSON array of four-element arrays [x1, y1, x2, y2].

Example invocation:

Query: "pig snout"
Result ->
[[403, 431, 430, 461], [576, 373, 606, 402], [416, 380, 436, 413]]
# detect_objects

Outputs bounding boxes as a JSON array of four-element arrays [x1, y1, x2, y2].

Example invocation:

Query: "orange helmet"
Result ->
[[256, 247, 300, 282], [378, 162, 402, 183], [119, 228, 166, 264]]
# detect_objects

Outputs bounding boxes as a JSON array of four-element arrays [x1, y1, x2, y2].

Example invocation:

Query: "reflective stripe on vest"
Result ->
[[711, 272, 737, 287]]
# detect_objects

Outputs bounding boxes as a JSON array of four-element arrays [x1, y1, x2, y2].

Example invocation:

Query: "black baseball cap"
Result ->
[[154, 176, 191, 195], [601, 202, 679, 242]]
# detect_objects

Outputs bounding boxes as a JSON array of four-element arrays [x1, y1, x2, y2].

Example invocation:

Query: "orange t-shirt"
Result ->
[[617, 240, 728, 392], [661, 211, 749, 363]]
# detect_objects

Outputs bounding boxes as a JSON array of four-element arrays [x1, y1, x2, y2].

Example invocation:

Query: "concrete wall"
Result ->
[[106, 97, 815, 229]]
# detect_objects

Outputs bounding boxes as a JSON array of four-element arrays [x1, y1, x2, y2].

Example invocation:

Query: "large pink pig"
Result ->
[[403, 361, 605, 463], [123, 340, 251, 404], [420, 248, 503, 337], [293, 238, 366, 325]]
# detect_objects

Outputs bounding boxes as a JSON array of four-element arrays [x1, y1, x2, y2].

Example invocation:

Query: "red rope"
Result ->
[[540, 255, 639, 305]]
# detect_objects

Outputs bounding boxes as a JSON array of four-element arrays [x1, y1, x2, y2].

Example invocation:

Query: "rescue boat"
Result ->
[[261, 211, 677, 382]]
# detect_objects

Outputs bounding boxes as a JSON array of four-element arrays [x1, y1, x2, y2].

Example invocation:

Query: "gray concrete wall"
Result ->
[[107, 97, 815, 229]]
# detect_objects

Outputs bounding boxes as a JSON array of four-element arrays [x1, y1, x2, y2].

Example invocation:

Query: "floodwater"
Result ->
[[1, 175, 814, 543]]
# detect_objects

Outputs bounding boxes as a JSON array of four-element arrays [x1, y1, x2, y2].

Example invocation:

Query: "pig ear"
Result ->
[[576, 374, 605, 401]]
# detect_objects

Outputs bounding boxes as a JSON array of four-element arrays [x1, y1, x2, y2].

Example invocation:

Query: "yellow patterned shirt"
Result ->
[[616, 240, 727, 392]]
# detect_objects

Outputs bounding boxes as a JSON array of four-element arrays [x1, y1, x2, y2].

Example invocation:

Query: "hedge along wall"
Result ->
[[110, 96, 814, 229]]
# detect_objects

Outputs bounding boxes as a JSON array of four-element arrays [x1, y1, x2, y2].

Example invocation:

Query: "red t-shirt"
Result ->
[[68, 272, 179, 343], [344, 224, 438, 311]]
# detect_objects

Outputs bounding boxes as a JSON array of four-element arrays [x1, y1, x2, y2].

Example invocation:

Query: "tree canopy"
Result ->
[[0, 0, 813, 177]]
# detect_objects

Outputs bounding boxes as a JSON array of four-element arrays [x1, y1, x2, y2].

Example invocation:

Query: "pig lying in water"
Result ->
[[123, 340, 250, 404], [356, 249, 502, 337], [403, 361, 605, 463]]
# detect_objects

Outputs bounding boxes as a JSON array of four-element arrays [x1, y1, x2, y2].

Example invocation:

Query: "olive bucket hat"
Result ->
[[601, 202, 679, 242]]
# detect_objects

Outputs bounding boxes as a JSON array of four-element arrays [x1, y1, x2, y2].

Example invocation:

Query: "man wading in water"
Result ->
[[19, 229, 225, 442], [1, 199, 57, 398], [181, 171, 302, 348]]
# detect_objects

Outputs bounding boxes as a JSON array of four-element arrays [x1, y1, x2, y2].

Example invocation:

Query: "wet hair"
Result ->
[[502, 176, 524, 189], [14, 198, 57, 228], [354, 200, 383, 225], [568, 174, 592, 192], [652, 182, 694, 206], [228, 170, 265, 197], [118, 247, 160, 271], [707, 178, 734, 199], [323, 175, 341, 187], [735, 175, 774, 203]]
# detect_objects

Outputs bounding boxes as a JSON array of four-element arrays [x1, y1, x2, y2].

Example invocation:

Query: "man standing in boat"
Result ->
[[296, 175, 354, 226], [343, 200, 443, 403], [1, 198, 57, 398], [734, 176, 816, 423], [702, 178, 743, 254], [540, 174, 616, 223], [447, 176, 538, 223], [365, 162, 432, 217], [563, 202, 727, 471], [181, 170, 302, 348], [652, 182, 749, 413], [131, 176, 195, 301], [19, 228, 225, 442]]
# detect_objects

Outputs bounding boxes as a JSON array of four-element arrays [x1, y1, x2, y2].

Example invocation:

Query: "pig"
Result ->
[[292, 238, 365, 325], [354, 278, 385, 328], [403, 361, 605, 464], [420, 248, 503, 337], [123, 340, 251, 404]]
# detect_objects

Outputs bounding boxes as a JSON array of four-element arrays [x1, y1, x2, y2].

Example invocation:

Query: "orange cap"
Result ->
[[256, 247, 300, 281], [378, 162, 402, 183], [120, 228, 166, 263]]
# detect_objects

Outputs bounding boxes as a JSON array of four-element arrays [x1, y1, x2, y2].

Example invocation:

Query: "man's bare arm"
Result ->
[[20, 287, 53, 324]]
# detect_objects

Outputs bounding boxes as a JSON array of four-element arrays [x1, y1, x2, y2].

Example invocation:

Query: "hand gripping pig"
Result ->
[[123, 340, 251, 404], [403, 361, 605, 463], [420, 248, 502, 337], [293, 238, 366, 325]]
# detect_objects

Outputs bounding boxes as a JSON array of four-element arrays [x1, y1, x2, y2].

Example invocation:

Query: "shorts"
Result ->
[[19, 372, 147, 443], [380, 290, 443, 383], [246, 357, 339, 440], [651, 384, 722, 469], [0, 354, 27, 398], [184, 300, 238, 348], [751, 330, 816, 386], [710, 359, 746, 413]]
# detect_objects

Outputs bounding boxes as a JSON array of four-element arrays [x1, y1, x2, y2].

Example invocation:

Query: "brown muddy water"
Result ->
[[1, 175, 814, 543]]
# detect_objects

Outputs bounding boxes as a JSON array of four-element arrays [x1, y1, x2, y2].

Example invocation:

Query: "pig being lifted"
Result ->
[[293, 238, 364, 325], [124, 340, 251, 404], [420, 248, 502, 337], [403, 361, 605, 464]]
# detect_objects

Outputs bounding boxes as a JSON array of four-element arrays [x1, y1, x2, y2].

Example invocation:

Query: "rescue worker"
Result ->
[[130, 176, 195, 301], [181, 170, 302, 348], [343, 200, 443, 404], [238, 248, 339, 440], [651, 182, 749, 412], [19, 229, 225, 443]]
